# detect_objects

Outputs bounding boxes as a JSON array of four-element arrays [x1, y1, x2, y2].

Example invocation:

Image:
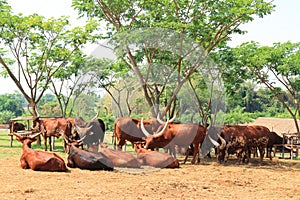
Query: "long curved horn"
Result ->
[[218, 135, 226, 150], [141, 118, 150, 137], [156, 114, 164, 124], [169, 115, 176, 123], [207, 134, 220, 147], [77, 135, 87, 143], [29, 132, 42, 139], [154, 119, 169, 138], [92, 111, 100, 120], [157, 113, 176, 123]]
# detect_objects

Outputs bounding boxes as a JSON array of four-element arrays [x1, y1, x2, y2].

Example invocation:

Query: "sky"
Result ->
[[1, 0, 300, 94]]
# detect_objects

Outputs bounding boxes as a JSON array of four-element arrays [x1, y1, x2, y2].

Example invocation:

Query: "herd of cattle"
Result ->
[[10, 114, 286, 172]]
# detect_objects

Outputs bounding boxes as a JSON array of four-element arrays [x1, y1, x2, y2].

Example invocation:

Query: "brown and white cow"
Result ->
[[14, 133, 67, 172], [208, 125, 270, 164], [141, 119, 207, 164]]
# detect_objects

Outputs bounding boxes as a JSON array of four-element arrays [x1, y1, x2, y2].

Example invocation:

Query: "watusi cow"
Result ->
[[98, 143, 141, 168], [64, 137, 114, 171], [14, 133, 67, 172], [33, 117, 73, 152], [74, 113, 106, 152], [9, 122, 25, 132], [208, 125, 270, 164], [141, 119, 207, 164], [113, 115, 176, 151], [134, 143, 179, 168], [266, 131, 285, 159]]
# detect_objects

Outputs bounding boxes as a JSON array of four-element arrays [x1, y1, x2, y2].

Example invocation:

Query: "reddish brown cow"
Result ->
[[113, 115, 175, 151], [141, 119, 207, 164], [134, 143, 179, 168], [99, 143, 141, 168], [208, 125, 270, 164], [64, 139, 114, 171], [34, 117, 72, 151], [14, 133, 67, 172]]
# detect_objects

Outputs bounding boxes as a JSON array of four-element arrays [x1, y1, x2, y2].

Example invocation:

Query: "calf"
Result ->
[[65, 139, 114, 171], [134, 143, 179, 168], [99, 143, 141, 168], [14, 133, 67, 172]]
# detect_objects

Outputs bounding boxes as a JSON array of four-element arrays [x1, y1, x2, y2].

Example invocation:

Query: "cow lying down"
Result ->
[[134, 143, 180, 168], [65, 138, 114, 171], [99, 143, 141, 168], [14, 133, 67, 172]]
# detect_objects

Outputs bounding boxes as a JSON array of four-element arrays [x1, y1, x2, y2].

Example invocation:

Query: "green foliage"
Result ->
[[0, 3, 102, 117], [0, 93, 25, 123]]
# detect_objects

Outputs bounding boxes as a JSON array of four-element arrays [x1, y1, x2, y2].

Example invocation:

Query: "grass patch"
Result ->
[[0, 131, 137, 159]]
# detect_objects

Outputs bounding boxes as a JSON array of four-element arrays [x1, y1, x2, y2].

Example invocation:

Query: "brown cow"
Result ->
[[141, 119, 207, 164], [99, 143, 141, 168], [34, 117, 72, 151], [9, 122, 25, 132], [113, 115, 175, 151], [14, 133, 67, 172], [64, 138, 114, 171], [134, 143, 179, 168], [208, 125, 270, 164]]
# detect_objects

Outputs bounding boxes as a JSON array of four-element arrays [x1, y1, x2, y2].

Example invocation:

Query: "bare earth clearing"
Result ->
[[1, 152, 300, 200]]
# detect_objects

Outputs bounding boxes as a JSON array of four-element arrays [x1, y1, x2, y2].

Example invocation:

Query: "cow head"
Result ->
[[63, 134, 85, 154], [13, 132, 42, 148], [207, 132, 227, 162], [140, 118, 169, 149]]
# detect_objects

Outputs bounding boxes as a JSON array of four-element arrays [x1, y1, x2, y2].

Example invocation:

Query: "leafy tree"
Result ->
[[226, 41, 300, 132], [0, 93, 25, 123], [72, 0, 274, 119], [0, 1, 101, 118]]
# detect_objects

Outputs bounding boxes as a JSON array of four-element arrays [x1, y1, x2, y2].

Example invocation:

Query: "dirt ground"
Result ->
[[1, 153, 300, 200]]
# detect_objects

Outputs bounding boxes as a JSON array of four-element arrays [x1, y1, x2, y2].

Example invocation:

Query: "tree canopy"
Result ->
[[72, 0, 274, 121]]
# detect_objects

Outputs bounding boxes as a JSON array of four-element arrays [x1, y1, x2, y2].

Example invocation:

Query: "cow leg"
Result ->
[[118, 139, 126, 151], [183, 148, 190, 164], [258, 147, 265, 164], [192, 144, 200, 164], [44, 135, 47, 151], [20, 157, 29, 169], [49, 136, 52, 151]]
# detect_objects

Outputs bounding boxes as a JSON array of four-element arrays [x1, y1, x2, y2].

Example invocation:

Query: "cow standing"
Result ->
[[14, 133, 67, 172], [74, 115, 106, 152], [113, 115, 175, 151], [141, 119, 207, 164], [208, 125, 270, 164], [34, 117, 73, 151]]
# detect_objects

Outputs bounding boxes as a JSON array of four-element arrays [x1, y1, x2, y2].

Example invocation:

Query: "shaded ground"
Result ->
[[1, 154, 300, 200]]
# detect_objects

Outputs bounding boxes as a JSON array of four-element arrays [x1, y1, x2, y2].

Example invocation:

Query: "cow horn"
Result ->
[[207, 134, 220, 147], [92, 111, 100, 120], [218, 135, 226, 150], [29, 132, 42, 139], [156, 114, 164, 124], [153, 118, 169, 138], [141, 118, 150, 137], [77, 135, 87, 143], [157, 113, 176, 123], [169, 115, 176, 123]]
